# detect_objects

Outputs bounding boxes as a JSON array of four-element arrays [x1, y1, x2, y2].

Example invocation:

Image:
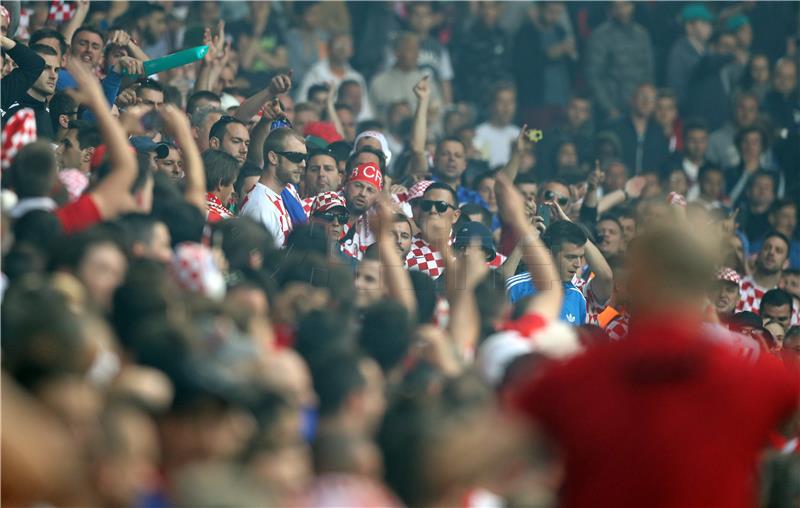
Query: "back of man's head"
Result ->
[[10, 141, 57, 198], [542, 220, 588, 253]]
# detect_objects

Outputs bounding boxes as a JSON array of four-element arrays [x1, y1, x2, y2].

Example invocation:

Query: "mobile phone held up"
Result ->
[[538, 203, 554, 229]]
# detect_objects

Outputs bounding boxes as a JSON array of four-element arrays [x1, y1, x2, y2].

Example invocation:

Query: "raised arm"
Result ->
[[325, 83, 346, 138], [496, 173, 563, 321], [408, 76, 431, 178], [161, 104, 206, 213], [234, 71, 292, 122], [60, 0, 89, 48], [66, 59, 136, 218], [498, 125, 531, 182], [369, 197, 417, 320], [597, 175, 645, 214]]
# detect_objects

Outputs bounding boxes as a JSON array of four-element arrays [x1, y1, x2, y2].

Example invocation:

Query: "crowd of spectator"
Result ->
[[1, 1, 799, 507]]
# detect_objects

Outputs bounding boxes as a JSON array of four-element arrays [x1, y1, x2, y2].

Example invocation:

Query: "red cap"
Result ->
[[303, 121, 343, 143], [311, 191, 347, 214], [349, 162, 383, 191]]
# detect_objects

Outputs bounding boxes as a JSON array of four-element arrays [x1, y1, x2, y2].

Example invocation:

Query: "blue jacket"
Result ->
[[506, 272, 587, 325]]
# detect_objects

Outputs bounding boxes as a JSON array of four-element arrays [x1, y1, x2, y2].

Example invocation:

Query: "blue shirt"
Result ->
[[506, 272, 587, 325], [749, 237, 800, 270], [430, 175, 491, 209]]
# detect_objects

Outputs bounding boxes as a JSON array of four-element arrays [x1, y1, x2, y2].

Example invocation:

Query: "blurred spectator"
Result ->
[[706, 91, 762, 169], [654, 89, 682, 153], [749, 199, 800, 270], [584, 1, 654, 120], [608, 83, 669, 174], [667, 4, 714, 106], [664, 118, 710, 198], [285, 2, 329, 84], [736, 53, 771, 104], [402, 2, 454, 105], [473, 82, 520, 167]]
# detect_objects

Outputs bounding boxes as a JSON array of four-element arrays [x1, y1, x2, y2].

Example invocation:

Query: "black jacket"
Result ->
[[1, 41, 53, 139], [609, 116, 670, 174]]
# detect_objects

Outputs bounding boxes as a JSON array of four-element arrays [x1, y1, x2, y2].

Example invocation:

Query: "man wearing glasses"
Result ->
[[309, 191, 355, 267], [240, 128, 307, 248], [405, 182, 461, 279]]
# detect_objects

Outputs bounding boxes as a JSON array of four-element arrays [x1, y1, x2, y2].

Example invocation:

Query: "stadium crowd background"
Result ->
[[1, 1, 799, 507]]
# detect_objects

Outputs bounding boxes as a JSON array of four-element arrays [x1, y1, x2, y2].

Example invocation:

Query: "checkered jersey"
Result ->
[[735, 276, 768, 313], [605, 312, 630, 341], [572, 275, 610, 325], [239, 182, 294, 247], [1, 108, 37, 170], [405, 236, 446, 279], [301, 196, 314, 217], [48, 0, 76, 22]]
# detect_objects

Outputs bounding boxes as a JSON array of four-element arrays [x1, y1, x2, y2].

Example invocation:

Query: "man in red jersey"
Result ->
[[511, 226, 799, 508]]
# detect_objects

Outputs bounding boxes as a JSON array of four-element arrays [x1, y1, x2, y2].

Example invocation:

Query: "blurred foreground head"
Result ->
[[626, 226, 717, 317]]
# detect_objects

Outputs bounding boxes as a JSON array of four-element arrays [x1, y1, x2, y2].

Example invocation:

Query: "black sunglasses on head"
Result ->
[[420, 199, 456, 213], [275, 151, 307, 163], [543, 190, 570, 207], [313, 211, 349, 224]]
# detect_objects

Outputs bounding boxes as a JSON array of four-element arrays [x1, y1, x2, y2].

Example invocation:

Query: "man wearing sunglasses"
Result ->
[[309, 191, 350, 256], [240, 128, 307, 247], [340, 162, 384, 259], [405, 182, 461, 279], [538, 180, 573, 210]]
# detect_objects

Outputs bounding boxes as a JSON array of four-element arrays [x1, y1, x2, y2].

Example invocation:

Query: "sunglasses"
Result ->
[[420, 199, 456, 213], [275, 151, 307, 164], [313, 211, 349, 224], [543, 190, 570, 207]]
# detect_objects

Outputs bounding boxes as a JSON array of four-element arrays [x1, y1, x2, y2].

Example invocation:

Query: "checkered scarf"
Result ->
[[1, 108, 37, 170]]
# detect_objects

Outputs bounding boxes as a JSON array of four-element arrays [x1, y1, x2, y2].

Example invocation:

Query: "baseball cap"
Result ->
[[130, 136, 170, 159], [454, 221, 497, 261], [304, 121, 343, 144], [724, 14, 749, 32], [681, 4, 714, 23]]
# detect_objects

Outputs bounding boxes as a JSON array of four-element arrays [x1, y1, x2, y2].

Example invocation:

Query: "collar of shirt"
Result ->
[[10, 196, 57, 218]]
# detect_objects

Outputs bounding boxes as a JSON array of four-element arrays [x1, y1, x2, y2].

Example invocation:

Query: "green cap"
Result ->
[[304, 135, 328, 150], [724, 14, 750, 32], [681, 4, 714, 23]]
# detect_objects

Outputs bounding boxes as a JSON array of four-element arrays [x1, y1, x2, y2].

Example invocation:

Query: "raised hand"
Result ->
[[624, 175, 647, 199], [65, 57, 105, 107], [368, 195, 395, 239], [107, 29, 131, 48], [113, 56, 144, 75], [515, 124, 531, 154], [159, 104, 192, 138], [587, 160, 605, 190], [495, 173, 530, 230], [413, 74, 430, 101], [119, 104, 150, 136], [268, 70, 293, 96]]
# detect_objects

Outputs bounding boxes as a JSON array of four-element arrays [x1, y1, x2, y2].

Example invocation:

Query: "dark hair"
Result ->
[[542, 220, 588, 253], [203, 150, 241, 192], [359, 300, 412, 372], [761, 230, 791, 254], [136, 77, 165, 95], [151, 197, 206, 246], [295, 310, 357, 370], [234, 161, 264, 200], [514, 172, 537, 186], [311, 353, 366, 417], [13, 210, 64, 254], [336, 80, 361, 101], [459, 203, 492, 228], [471, 170, 496, 191], [76, 123, 101, 150], [186, 91, 221, 116], [29, 28, 67, 55], [422, 181, 458, 207], [9, 141, 57, 198], [356, 120, 384, 136], [213, 218, 276, 272], [334, 102, 355, 115], [747, 170, 776, 193], [53, 224, 127, 272], [103, 42, 128, 60], [768, 198, 797, 216], [209, 116, 247, 143], [72, 25, 106, 46], [49, 91, 78, 132], [436, 136, 466, 154], [597, 215, 623, 233], [346, 146, 386, 174], [307, 83, 329, 102], [761, 288, 793, 310], [683, 118, 709, 138], [116, 214, 161, 253], [29, 44, 58, 57], [735, 125, 768, 151], [698, 164, 723, 182], [729, 311, 762, 329]]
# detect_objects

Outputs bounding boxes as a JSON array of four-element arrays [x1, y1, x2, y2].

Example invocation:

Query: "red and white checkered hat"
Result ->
[[58, 169, 89, 202], [407, 179, 434, 201], [715, 266, 741, 285], [48, 0, 76, 22], [1, 108, 37, 170], [311, 191, 347, 215]]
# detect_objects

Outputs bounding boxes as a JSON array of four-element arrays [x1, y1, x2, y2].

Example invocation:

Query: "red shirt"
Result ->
[[205, 193, 233, 223], [54, 193, 102, 234], [512, 315, 799, 508]]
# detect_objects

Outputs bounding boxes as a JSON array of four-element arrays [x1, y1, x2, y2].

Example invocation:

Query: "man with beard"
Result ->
[[596, 216, 625, 258], [209, 116, 250, 168], [340, 163, 384, 260], [240, 128, 307, 247], [736, 232, 791, 314], [302, 148, 343, 203], [710, 267, 741, 322], [430, 138, 489, 208], [1, 36, 59, 138]]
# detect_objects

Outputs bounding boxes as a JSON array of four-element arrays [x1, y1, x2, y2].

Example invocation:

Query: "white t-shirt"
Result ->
[[239, 182, 294, 248], [473, 123, 520, 168]]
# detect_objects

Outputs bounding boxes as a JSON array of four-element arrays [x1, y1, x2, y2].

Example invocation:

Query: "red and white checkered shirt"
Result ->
[[1, 108, 37, 170], [206, 193, 234, 223], [239, 182, 295, 247], [405, 236, 508, 280], [735, 276, 768, 314], [605, 312, 630, 341], [572, 275, 610, 325]]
